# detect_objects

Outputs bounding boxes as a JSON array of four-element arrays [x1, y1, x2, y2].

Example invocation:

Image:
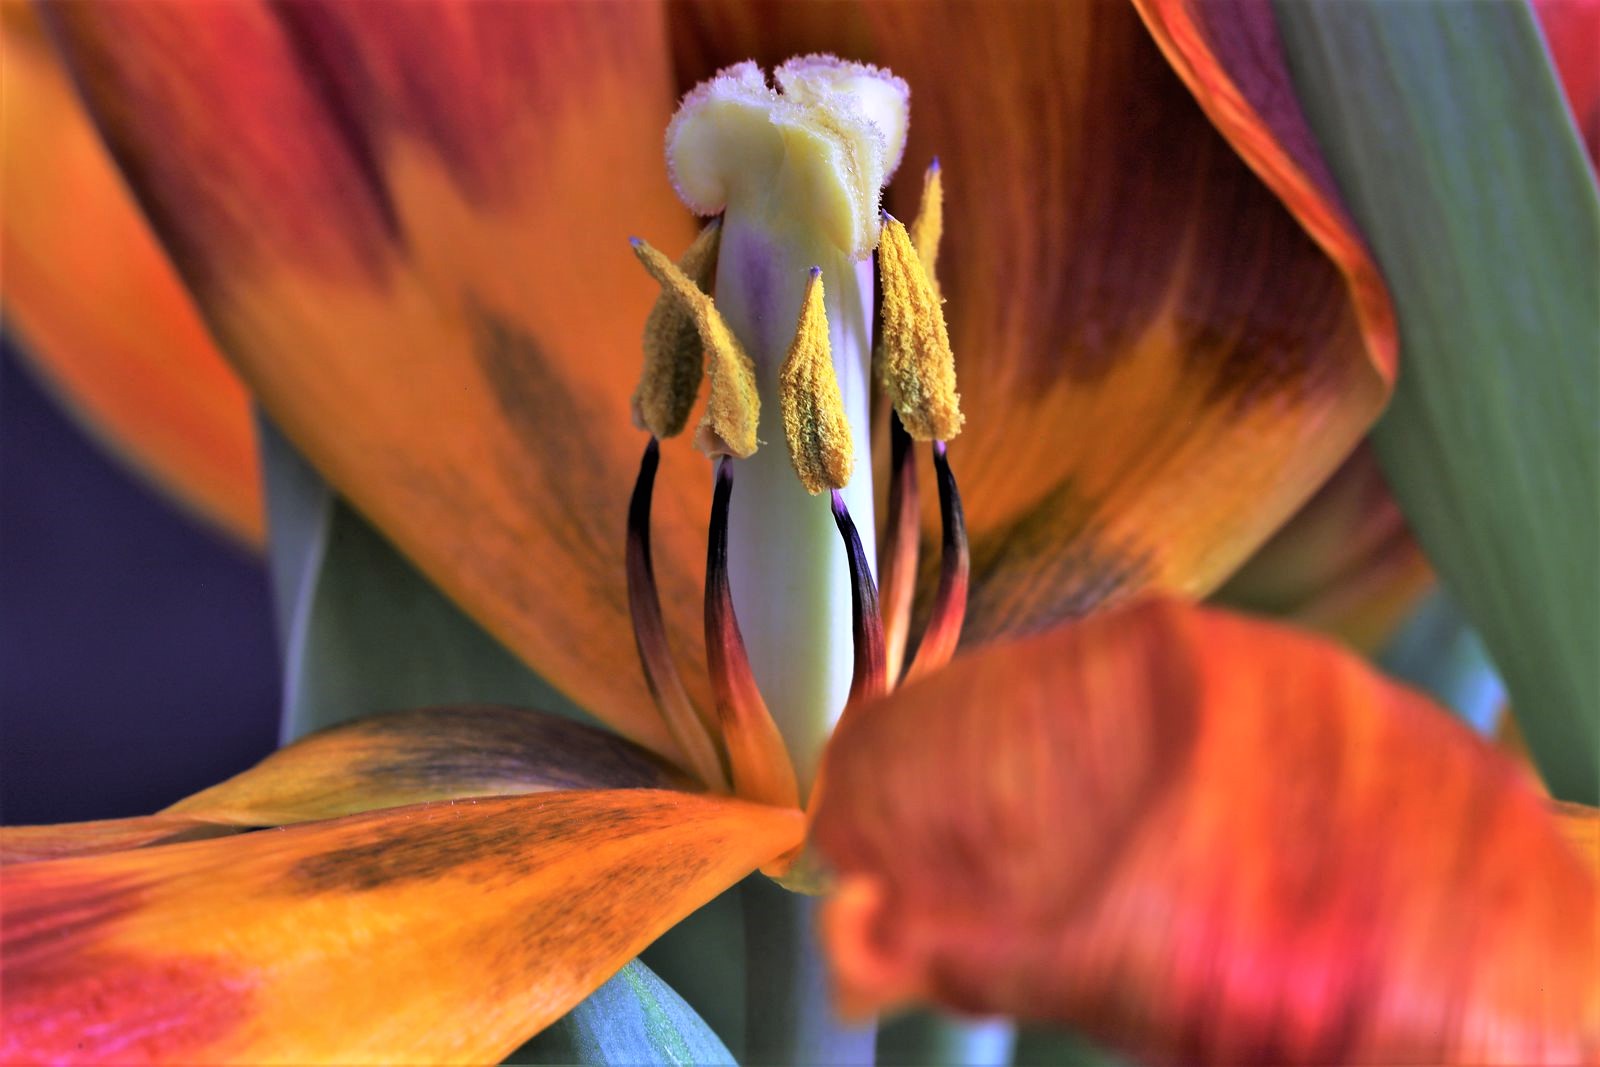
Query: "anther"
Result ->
[[626, 438, 729, 791], [877, 213, 964, 442], [830, 490, 888, 706], [780, 267, 855, 495], [878, 414, 920, 683], [631, 236, 760, 458], [902, 441, 970, 683], [704, 458, 800, 809], [632, 219, 722, 439], [908, 158, 943, 291]]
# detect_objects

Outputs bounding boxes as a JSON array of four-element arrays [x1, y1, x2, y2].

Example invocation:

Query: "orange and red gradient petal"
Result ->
[[0, 706, 693, 863], [1, 790, 803, 1064], [41, 1, 706, 761], [870, 1, 1393, 642], [0, 7, 260, 545], [1217, 443, 1433, 653], [812, 599, 1598, 1065]]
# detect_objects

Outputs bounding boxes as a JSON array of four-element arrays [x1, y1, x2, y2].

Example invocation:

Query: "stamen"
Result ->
[[908, 158, 943, 291], [902, 441, 970, 683], [632, 219, 722, 439], [780, 267, 855, 495], [878, 414, 920, 684], [630, 237, 760, 458], [626, 439, 729, 791], [705, 458, 801, 809], [830, 490, 888, 706], [877, 214, 964, 442]]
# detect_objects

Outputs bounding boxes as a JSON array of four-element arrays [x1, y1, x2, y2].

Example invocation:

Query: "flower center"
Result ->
[[625, 57, 968, 808]]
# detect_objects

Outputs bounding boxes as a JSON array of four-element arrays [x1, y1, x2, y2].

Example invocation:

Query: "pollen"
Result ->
[[780, 268, 855, 494], [877, 214, 964, 442], [631, 236, 760, 458], [632, 219, 721, 439], [909, 159, 943, 291]]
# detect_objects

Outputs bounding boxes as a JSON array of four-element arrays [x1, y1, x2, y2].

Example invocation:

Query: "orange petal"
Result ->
[[1, 790, 803, 1063], [1216, 443, 1434, 653], [165, 705, 697, 826], [0, 706, 692, 863], [41, 2, 705, 760], [812, 598, 1598, 1064], [876, 2, 1394, 641], [0, 7, 261, 545], [0, 817, 236, 866]]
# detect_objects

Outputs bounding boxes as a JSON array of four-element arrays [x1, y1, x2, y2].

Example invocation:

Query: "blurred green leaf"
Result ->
[[1012, 1026, 1129, 1067], [642, 883, 748, 1060], [509, 960, 734, 1066], [258, 416, 590, 741], [1274, 0, 1599, 801]]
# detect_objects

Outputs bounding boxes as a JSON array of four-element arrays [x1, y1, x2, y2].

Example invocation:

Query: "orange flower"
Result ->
[[2, 2, 1594, 1064]]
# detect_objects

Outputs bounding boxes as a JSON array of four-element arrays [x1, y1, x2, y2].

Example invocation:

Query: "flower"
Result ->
[[2, 2, 1595, 1065]]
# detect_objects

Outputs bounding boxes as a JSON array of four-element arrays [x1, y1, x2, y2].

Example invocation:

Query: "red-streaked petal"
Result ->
[[812, 598, 1598, 1065], [1216, 443, 1434, 653], [882, 1, 1394, 641], [42, 1, 706, 760], [0, 8, 261, 544], [1, 790, 803, 1064]]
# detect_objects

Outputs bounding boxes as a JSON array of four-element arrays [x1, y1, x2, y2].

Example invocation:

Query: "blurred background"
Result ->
[[0, 339, 278, 824]]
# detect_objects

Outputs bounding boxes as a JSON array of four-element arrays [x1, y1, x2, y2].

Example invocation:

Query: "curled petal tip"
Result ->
[[929, 156, 940, 172], [629, 236, 643, 248], [810, 265, 823, 277]]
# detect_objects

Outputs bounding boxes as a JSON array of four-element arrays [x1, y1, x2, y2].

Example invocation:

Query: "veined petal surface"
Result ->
[[42, 1, 705, 759], [670, 0, 1395, 642], [812, 599, 1598, 1065], [1, 790, 802, 1064], [0, 706, 689, 863], [0, 6, 260, 544]]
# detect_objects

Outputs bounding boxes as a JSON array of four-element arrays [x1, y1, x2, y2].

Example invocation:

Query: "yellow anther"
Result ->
[[877, 215, 964, 442], [908, 159, 943, 292], [631, 235, 760, 458], [780, 269, 855, 494], [632, 219, 721, 439]]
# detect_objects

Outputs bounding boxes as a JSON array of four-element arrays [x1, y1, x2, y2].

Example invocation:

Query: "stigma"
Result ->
[[623, 57, 970, 803]]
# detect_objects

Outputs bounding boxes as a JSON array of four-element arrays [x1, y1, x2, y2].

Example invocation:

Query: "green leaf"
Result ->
[[641, 883, 748, 1060], [509, 960, 735, 1067], [1011, 1026, 1129, 1067], [1273, 0, 1600, 801], [257, 415, 591, 741]]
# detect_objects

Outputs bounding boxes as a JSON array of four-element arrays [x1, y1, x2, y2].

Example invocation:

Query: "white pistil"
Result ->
[[665, 57, 909, 792]]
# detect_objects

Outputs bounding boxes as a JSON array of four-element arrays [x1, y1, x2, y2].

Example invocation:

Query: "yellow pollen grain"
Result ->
[[780, 270, 854, 494], [632, 235, 759, 458], [632, 219, 722, 439], [877, 215, 964, 441], [908, 161, 943, 293]]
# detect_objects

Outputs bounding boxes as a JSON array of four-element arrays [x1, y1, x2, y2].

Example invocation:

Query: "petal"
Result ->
[[165, 704, 696, 826], [882, 2, 1394, 641], [1215, 443, 1433, 653], [811, 599, 1598, 1064], [0, 8, 261, 544], [1, 706, 691, 863], [0, 817, 235, 866], [42, 2, 706, 759], [1, 790, 803, 1064]]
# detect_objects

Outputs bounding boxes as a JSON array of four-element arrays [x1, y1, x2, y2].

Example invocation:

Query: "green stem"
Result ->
[[743, 877, 876, 1065]]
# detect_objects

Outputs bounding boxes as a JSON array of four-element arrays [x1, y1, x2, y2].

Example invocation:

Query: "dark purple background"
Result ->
[[1, 341, 280, 824]]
